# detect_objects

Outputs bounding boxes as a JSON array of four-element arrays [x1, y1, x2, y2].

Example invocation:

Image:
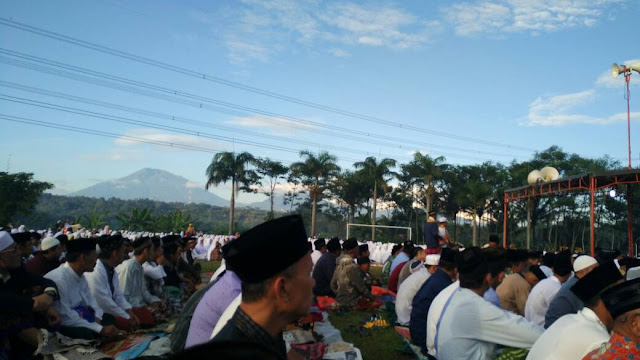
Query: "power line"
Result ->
[[0, 17, 538, 152], [0, 94, 369, 163], [0, 80, 520, 162], [0, 49, 527, 161]]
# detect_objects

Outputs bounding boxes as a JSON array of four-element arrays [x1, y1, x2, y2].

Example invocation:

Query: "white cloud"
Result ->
[[226, 115, 317, 135], [114, 129, 225, 151], [328, 48, 350, 58], [84, 150, 144, 162], [596, 59, 640, 88], [524, 88, 640, 126], [444, 0, 622, 36]]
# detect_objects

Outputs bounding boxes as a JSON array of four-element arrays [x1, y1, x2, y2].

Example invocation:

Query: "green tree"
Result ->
[[290, 151, 340, 236], [255, 158, 288, 220], [116, 207, 153, 231], [80, 208, 108, 230], [400, 152, 445, 213], [354, 157, 397, 240], [329, 170, 369, 224], [205, 151, 257, 234], [0, 172, 53, 226]]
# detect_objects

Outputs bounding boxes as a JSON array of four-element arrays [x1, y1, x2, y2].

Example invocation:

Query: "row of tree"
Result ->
[[205, 146, 638, 249]]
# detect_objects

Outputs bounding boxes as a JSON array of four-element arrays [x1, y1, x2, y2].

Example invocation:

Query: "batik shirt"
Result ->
[[582, 332, 640, 360]]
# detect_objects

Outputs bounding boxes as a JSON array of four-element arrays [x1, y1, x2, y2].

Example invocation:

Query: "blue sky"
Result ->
[[0, 0, 638, 203]]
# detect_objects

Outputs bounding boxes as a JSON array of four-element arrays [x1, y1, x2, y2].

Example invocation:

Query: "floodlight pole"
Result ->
[[624, 72, 635, 256]]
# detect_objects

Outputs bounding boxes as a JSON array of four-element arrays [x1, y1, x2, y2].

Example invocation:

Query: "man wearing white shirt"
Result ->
[[86, 235, 139, 331], [45, 238, 119, 340], [143, 237, 166, 297], [525, 253, 572, 326], [426, 280, 460, 358], [395, 255, 438, 326], [436, 247, 543, 360], [311, 238, 326, 270], [526, 261, 623, 360]]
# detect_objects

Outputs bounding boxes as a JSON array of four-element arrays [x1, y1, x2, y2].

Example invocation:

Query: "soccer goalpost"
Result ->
[[346, 223, 412, 242]]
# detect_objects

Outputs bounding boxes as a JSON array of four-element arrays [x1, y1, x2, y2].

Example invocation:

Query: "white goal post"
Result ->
[[346, 223, 412, 242]]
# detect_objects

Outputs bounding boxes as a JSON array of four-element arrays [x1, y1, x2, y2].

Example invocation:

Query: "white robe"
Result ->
[[426, 280, 460, 357], [525, 276, 562, 326], [395, 268, 430, 326], [86, 260, 132, 319], [116, 258, 160, 307], [436, 287, 543, 360], [45, 262, 104, 333], [525, 308, 609, 360]]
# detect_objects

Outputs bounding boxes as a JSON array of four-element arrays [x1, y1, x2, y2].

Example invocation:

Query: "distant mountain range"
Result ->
[[69, 168, 291, 211]]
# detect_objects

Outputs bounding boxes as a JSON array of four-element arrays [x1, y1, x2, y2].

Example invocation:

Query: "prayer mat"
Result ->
[[290, 342, 328, 360], [403, 338, 430, 360], [101, 332, 161, 360], [394, 326, 411, 341], [372, 285, 396, 297], [493, 347, 529, 360]]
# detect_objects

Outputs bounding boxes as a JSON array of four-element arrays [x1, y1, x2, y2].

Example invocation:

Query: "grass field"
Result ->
[[196, 261, 414, 360]]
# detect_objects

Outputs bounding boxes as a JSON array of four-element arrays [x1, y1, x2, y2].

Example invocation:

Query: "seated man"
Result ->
[[436, 247, 543, 360], [482, 248, 508, 308], [173, 215, 313, 360], [311, 238, 326, 269], [357, 256, 372, 292], [143, 236, 166, 298], [396, 254, 439, 326], [86, 235, 146, 330], [331, 238, 373, 308], [398, 246, 427, 289], [525, 252, 573, 326], [116, 237, 163, 324], [583, 277, 640, 360], [381, 244, 402, 286], [45, 238, 119, 340], [1, 231, 61, 359], [312, 237, 341, 297], [497, 262, 546, 316], [11, 232, 34, 263], [526, 261, 623, 360], [26, 237, 62, 276]]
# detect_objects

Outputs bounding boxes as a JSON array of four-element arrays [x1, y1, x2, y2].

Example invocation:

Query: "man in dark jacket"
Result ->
[[312, 237, 341, 297]]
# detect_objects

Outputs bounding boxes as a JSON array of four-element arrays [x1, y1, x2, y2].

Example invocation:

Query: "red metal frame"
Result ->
[[503, 170, 639, 255]]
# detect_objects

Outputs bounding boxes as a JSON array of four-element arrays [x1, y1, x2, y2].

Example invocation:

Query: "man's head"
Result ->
[[343, 238, 359, 258], [358, 244, 370, 258], [163, 242, 181, 264], [527, 251, 541, 266], [428, 211, 436, 220], [97, 234, 126, 266], [507, 249, 528, 273], [456, 247, 490, 292], [573, 255, 599, 279], [425, 254, 440, 274], [357, 256, 370, 273], [132, 237, 154, 262], [56, 234, 68, 252], [0, 231, 21, 271], [571, 261, 624, 332], [65, 238, 98, 273], [403, 241, 414, 256], [41, 236, 62, 259], [314, 238, 327, 254], [488, 234, 500, 248], [412, 247, 426, 262], [223, 215, 313, 323], [483, 248, 507, 290], [11, 232, 33, 258], [391, 244, 403, 257], [326, 237, 341, 257], [542, 252, 555, 268], [30, 232, 41, 247], [553, 252, 574, 282], [186, 237, 197, 250], [601, 278, 640, 341], [523, 264, 547, 287], [439, 248, 457, 278], [150, 237, 163, 262]]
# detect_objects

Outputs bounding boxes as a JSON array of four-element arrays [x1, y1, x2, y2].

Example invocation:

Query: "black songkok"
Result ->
[[571, 261, 623, 303], [456, 247, 488, 275], [601, 278, 640, 319], [326, 238, 341, 253], [342, 238, 358, 251], [222, 215, 310, 283], [357, 256, 370, 265], [132, 236, 152, 250], [10, 232, 31, 245], [314, 238, 326, 250], [440, 248, 457, 264], [66, 238, 97, 253], [529, 265, 547, 281]]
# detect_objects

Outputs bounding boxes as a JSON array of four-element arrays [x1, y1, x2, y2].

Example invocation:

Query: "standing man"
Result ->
[[423, 211, 440, 255], [175, 215, 314, 360]]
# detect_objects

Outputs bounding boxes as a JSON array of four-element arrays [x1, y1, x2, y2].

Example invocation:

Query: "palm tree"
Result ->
[[401, 152, 445, 213], [205, 151, 257, 234], [354, 157, 397, 240], [290, 150, 340, 236]]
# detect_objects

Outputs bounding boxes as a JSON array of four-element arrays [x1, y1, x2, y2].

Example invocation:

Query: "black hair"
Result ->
[[66, 249, 93, 263], [439, 259, 456, 272], [163, 242, 180, 258], [459, 261, 489, 289], [326, 238, 341, 253], [411, 246, 424, 258]]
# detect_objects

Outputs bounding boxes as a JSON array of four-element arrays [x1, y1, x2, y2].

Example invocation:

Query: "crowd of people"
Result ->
[[1, 212, 640, 360]]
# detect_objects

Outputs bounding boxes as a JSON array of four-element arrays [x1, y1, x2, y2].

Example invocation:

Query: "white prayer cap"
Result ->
[[573, 255, 598, 272], [41, 237, 60, 251], [437, 217, 447, 223], [18, 225, 26, 232], [0, 231, 14, 252], [425, 254, 441, 266], [11, 228, 18, 234]]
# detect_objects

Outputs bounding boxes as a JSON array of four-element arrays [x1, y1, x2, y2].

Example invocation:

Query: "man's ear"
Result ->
[[273, 276, 289, 303]]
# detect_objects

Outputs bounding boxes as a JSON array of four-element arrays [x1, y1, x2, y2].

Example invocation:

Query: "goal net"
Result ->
[[346, 223, 412, 243]]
